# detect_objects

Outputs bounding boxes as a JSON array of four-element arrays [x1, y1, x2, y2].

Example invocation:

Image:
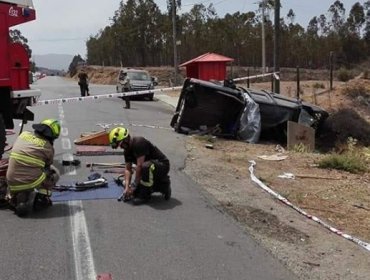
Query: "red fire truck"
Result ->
[[0, 0, 40, 158]]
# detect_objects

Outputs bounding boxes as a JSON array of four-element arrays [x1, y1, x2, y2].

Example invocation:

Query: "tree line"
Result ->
[[85, 0, 370, 70]]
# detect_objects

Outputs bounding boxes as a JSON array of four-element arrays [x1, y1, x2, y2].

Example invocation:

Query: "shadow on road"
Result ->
[[121, 195, 181, 210], [27, 203, 82, 219], [147, 196, 182, 210]]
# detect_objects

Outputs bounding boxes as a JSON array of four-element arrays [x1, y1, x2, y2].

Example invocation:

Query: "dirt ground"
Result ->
[[182, 79, 370, 280], [84, 65, 370, 279]]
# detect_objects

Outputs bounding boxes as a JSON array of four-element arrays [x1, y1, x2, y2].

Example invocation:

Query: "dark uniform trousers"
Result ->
[[134, 159, 170, 199]]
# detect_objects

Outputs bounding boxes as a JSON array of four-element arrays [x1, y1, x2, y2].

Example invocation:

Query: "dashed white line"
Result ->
[[62, 138, 71, 150], [69, 200, 97, 280], [58, 103, 96, 280]]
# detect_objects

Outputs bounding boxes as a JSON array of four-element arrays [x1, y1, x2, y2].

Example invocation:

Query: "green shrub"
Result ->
[[318, 138, 368, 173], [292, 143, 311, 153], [318, 153, 367, 173], [337, 68, 353, 82]]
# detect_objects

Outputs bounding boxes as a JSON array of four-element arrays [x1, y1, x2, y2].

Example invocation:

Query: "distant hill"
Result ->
[[32, 54, 74, 71]]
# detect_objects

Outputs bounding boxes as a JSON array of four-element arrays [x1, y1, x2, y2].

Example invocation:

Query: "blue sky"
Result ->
[[17, 0, 365, 57]]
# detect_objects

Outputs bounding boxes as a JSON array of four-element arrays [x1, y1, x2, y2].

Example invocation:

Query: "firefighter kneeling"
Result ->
[[6, 119, 61, 217], [109, 127, 171, 204]]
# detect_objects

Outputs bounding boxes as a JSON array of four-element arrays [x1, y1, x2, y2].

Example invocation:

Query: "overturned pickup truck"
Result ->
[[170, 78, 329, 143]]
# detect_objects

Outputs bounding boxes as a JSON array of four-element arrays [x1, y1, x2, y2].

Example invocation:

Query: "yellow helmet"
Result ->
[[109, 127, 129, 148], [33, 119, 61, 139], [41, 119, 61, 138]]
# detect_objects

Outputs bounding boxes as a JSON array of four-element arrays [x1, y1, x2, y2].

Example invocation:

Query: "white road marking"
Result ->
[[58, 103, 96, 279], [69, 200, 97, 280], [62, 138, 71, 150], [61, 127, 68, 136]]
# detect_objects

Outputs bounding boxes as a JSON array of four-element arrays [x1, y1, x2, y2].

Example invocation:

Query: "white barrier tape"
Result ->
[[35, 86, 182, 106], [34, 73, 277, 106], [233, 72, 280, 82], [96, 122, 171, 131], [248, 160, 370, 252]]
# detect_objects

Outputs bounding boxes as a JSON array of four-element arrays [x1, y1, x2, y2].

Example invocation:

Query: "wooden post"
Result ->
[[273, 0, 281, 94], [247, 68, 250, 88], [296, 66, 300, 99], [329, 51, 334, 91], [172, 0, 178, 85]]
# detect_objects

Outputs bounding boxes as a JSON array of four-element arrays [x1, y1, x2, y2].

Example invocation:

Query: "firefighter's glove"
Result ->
[[118, 191, 131, 202]]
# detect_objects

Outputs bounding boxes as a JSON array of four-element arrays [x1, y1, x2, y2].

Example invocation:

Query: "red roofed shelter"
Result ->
[[179, 52, 234, 81]]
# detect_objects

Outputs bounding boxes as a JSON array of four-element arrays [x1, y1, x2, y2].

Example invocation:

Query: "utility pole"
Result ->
[[172, 0, 178, 85], [261, 0, 266, 73], [329, 51, 334, 91], [273, 0, 280, 93]]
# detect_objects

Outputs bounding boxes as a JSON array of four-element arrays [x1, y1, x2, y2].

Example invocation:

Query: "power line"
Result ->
[[27, 37, 87, 42]]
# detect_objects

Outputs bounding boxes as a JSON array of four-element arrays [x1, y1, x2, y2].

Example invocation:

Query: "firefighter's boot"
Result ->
[[132, 185, 151, 205], [0, 182, 9, 208], [15, 191, 35, 217], [161, 176, 171, 201], [33, 193, 52, 211]]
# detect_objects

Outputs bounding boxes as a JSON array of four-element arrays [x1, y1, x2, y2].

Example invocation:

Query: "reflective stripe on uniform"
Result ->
[[140, 163, 155, 187], [10, 152, 45, 167], [8, 172, 47, 192], [38, 188, 52, 197]]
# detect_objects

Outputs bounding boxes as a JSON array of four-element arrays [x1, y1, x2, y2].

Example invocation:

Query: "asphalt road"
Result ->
[[0, 76, 296, 280]]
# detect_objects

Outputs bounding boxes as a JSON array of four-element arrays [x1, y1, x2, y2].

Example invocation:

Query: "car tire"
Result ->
[[148, 93, 154, 101]]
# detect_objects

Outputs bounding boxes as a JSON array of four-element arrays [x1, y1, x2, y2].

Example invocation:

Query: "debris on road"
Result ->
[[74, 130, 110, 145], [86, 162, 125, 172], [258, 154, 288, 161], [75, 145, 122, 156], [53, 176, 108, 192], [103, 168, 126, 174], [278, 172, 342, 180], [278, 172, 295, 179], [62, 159, 81, 166]]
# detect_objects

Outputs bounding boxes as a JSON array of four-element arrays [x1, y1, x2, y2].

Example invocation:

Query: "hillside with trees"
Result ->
[[85, 0, 370, 70]]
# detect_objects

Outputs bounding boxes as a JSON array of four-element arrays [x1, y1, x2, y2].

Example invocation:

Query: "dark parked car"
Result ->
[[116, 68, 157, 101]]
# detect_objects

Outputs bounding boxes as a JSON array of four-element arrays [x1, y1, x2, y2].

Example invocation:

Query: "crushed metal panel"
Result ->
[[172, 78, 245, 137], [247, 89, 301, 128]]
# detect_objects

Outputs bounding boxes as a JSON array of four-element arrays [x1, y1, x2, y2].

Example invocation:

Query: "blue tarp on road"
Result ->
[[51, 180, 122, 202]]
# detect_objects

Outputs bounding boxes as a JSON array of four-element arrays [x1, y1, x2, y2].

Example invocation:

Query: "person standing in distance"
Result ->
[[78, 69, 90, 97]]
